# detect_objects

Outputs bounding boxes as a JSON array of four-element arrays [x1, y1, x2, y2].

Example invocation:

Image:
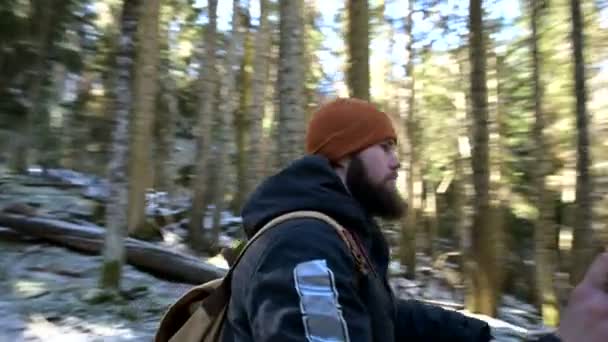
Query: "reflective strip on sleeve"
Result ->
[[293, 259, 350, 342]]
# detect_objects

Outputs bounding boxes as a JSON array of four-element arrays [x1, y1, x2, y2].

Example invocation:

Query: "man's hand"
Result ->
[[558, 252, 608, 342]]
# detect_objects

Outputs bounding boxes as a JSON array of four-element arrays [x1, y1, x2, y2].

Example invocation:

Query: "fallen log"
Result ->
[[0, 181, 85, 189], [0, 213, 227, 284], [0, 227, 42, 243]]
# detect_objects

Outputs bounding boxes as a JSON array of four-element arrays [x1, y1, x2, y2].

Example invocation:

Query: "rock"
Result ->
[[12, 279, 51, 299]]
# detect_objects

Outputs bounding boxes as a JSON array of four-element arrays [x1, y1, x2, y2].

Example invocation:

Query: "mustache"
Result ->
[[384, 172, 398, 182]]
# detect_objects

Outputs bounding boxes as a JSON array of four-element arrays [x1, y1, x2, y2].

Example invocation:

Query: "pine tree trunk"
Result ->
[[155, 66, 177, 194], [211, 0, 244, 246], [246, 0, 271, 197], [28, 1, 54, 170], [425, 183, 438, 260], [12, 1, 55, 174], [468, 0, 498, 316], [454, 50, 476, 311], [100, 0, 139, 290], [530, 0, 560, 326], [152, 0, 178, 196], [453, 51, 477, 311], [399, 7, 417, 279], [128, 0, 160, 238], [347, 0, 370, 101], [277, 0, 305, 168], [401, 115, 419, 279], [233, 7, 253, 212], [302, 1, 316, 120], [570, 0, 594, 286], [9, 116, 29, 174], [190, 0, 219, 252], [63, 75, 91, 170], [487, 46, 506, 313]]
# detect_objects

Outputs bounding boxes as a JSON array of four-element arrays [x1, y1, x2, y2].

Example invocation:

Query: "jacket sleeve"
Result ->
[[244, 220, 373, 342], [394, 298, 493, 341]]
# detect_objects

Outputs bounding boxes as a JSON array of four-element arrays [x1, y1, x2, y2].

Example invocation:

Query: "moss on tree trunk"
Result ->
[[100, 260, 122, 289]]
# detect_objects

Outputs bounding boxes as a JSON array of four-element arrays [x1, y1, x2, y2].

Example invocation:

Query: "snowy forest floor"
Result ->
[[0, 236, 555, 342], [0, 161, 556, 341]]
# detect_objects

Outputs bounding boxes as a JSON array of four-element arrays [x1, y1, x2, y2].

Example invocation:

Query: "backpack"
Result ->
[[154, 210, 373, 342]]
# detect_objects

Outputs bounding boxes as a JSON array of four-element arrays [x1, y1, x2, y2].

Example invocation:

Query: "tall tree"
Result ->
[[190, 0, 219, 252], [127, 0, 161, 237], [154, 4, 179, 195], [100, 0, 139, 290], [487, 42, 507, 308], [155, 63, 178, 194], [399, 1, 417, 280], [347, 0, 370, 101], [63, 74, 92, 170], [454, 48, 476, 310], [246, 0, 271, 196], [10, 1, 56, 174], [233, 4, 252, 212], [530, 0, 560, 326], [570, 0, 593, 285], [211, 0, 244, 244], [277, 0, 305, 167], [468, 0, 499, 316]]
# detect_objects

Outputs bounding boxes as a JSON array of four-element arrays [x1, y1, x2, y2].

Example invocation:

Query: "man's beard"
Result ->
[[345, 155, 406, 220]]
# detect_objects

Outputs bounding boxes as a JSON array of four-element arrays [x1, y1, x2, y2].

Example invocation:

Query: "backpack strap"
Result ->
[[235, 210, 374, 275], [280, 211, 375, 276], [202, 211, 375, 318]]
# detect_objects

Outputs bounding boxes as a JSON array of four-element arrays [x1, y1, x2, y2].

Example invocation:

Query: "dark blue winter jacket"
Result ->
[[221, 155, 495, 341]]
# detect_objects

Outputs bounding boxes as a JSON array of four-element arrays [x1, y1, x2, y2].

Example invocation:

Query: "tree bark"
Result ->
[[347, 0, 370, 101], [210, 0, 244, 249], [101, 0, 139, 290], [11, 1, 55, 174], [155, 67, 177, 195], [0, 214, 226, 284], [454, 48, 476, 312], [468, 0, 499, 316], [246, 0, 271, 198], [487, 45, 506, 313], [190, 0, 219, 253], [154, 11, 178, 195], [399, 5, 417, 279], [530, 0, 560, 326], [128, 0, 161, 238], [233, 6, 252, 212], [277, 0, 306, 168], [425, 182, 438, 260], [570, 0, 594, 286], [63, 75, 92, 170]]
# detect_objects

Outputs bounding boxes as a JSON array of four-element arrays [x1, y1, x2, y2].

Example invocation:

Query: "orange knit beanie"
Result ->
[[306, 98, 397, 163]]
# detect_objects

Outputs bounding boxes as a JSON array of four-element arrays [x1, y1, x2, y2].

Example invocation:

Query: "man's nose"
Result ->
[[389, 152, 401, 170]]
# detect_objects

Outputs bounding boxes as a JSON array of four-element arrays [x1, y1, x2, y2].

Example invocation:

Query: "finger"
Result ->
[[583, 252, 608, 289]]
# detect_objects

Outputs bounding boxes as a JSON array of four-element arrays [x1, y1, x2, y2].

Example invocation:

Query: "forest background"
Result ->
[[0, 0, 607, 340]]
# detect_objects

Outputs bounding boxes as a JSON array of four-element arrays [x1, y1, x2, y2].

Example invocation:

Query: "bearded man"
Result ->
[[220, 98, 594, 342]]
